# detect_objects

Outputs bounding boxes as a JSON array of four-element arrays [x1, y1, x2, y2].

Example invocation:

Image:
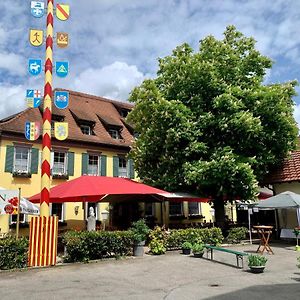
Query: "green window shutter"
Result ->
[[81, 153, 88, 175], [4, 145, 14, 173], [68, 152, 75, 176], [128, 159, 134, 179], [100, 155, 107, 176], [30, 148, 39, 174], [113, 156, 119, 177]]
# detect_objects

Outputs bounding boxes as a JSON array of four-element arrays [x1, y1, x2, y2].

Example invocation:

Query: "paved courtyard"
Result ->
[[0, 243, 300, 300]]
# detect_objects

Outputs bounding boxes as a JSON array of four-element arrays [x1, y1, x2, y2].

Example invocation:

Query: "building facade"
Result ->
[[0, 89, 214, 235]]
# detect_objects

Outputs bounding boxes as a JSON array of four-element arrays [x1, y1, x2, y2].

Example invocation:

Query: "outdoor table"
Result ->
[[253, 225, 274, 254]]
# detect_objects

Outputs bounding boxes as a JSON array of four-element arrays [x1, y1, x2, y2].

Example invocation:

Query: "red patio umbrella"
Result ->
[[29, 176, 172, 203]]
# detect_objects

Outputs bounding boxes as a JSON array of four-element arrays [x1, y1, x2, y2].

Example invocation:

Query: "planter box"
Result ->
[[249, 266, 265, 273], [193, 252, 204, 258], [182, 248, 191, 255], [12, 172, 31, 178], [133, 241, 145, 257]]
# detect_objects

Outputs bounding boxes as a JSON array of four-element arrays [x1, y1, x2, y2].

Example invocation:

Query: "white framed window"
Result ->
[[10, 214, 26, 224], [88, 154, 100, 175], [118, 157, 128, 177], [169, 202, 183, 216], [51, 151, 67, 175], [145, 202, 154, 216], [13, 147, 31, 173], [80, 125, 93, 135], [188, 202, 201, 215], [85, 202, 98, 220], [51, 203, 64, 222], [109, 129, 121, 139]]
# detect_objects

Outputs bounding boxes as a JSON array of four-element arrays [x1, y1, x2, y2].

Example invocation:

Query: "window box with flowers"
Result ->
[[52, 173, 69, 180], [12, 171, 31, 178]]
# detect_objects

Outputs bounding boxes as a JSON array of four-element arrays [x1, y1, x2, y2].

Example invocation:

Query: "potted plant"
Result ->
[[192, 243, 205, 258], [181, 242, 193, 255], [248, 254, 268, 273], [130, 219, 150, 257], [293, 227, 300, 251]]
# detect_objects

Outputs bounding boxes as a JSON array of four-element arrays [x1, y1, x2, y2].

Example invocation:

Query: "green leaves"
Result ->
[[128, 25, 298, 220], [0, 236, 28, 270]]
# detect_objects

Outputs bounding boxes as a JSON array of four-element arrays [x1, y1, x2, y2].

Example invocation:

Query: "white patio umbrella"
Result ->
[[0, 187, 39, 215]]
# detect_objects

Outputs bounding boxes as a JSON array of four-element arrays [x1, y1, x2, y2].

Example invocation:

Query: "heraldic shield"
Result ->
[[29, 29, 44, 47], [56, 4, 70, 21], [54, 122, 68, 140]]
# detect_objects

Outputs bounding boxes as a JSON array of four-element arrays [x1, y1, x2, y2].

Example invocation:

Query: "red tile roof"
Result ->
[[0, 89, 134, 149], [264, 151, 300, 184]]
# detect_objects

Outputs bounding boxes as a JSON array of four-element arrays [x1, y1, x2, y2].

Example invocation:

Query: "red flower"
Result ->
[[4, 204, 14, 214], [8, 197, 19, 207]]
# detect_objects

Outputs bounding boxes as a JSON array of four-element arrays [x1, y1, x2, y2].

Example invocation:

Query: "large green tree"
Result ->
[[127, 26, 298, 227]]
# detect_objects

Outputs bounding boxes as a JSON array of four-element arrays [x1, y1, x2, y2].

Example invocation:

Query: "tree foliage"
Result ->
[[127, 26, 298, 224]]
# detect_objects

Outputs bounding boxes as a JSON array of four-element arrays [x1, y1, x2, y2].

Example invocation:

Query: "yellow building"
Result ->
[[0, 89, 215, 235]]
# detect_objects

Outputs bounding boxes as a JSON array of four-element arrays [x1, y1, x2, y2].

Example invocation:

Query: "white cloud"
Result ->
[[0, 51, 26, 76], [71, 61, 144, 101], [1, 0, 300, 119], [294, 104, 300, 127], [0, 84, 25, 119]]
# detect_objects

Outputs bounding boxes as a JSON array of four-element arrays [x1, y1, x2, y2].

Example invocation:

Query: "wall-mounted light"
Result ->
[[74, 205, 79, 215]]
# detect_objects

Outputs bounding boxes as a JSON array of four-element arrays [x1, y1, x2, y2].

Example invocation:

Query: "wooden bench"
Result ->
[[205, 245, 248, 268]]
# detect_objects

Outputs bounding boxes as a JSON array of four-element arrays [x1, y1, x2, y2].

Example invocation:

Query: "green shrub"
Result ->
[[248, 254, 267, 267], [130, 219, 150, 243], [63, 230, 134, 262], [148, 226, 168, 255], [192, 243, 205, 254], [181, 241, 193, 250], [166, 228, 223, 249], [226, 227, 248, 243], [0, 236, 29, 270], [149, 239, 166, 255]]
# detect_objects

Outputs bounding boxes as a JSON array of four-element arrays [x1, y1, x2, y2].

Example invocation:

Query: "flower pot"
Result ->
[[193, 252, 204, 258], [133, 241, 145, 257], [249, 266, 265, 273], [182, 248, 191, 255]]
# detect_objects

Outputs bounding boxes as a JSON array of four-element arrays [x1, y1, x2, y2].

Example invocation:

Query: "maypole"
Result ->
[[40, 0, 53, 217]]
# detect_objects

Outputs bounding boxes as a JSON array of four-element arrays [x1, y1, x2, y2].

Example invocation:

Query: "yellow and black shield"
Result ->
[[29, 29, 43, 47]]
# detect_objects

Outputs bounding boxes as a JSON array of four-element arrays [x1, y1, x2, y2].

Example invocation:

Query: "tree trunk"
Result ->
[[214, 197, 226, 229]]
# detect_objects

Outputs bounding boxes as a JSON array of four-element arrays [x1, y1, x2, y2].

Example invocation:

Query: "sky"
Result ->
[[0, 0, 300, 125]]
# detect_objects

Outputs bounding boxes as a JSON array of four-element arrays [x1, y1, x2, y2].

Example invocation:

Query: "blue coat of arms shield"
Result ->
[[28, 59, 42, 76], [54, 91, 69, 109], [55, 61, 69, 78], [31, 1, 45, 18]]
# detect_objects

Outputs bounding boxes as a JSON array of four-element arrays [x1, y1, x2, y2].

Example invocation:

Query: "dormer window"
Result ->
[[109, 129, 121, 139], [120, 109, 129, 118], [80, 124, 93, 135]]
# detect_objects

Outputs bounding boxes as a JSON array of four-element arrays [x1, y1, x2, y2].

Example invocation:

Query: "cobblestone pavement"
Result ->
[[0, 243, 300, 300]]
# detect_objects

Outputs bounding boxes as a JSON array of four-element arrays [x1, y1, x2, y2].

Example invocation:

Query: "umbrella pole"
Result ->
[[16, 188, 21, 240], [248, 208, 252, 244], [275, 209, 279, 239]]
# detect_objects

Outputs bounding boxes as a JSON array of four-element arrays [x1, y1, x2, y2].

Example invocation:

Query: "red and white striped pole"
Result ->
[[28, 0, 58, 267], [41, 0, 53, 216]]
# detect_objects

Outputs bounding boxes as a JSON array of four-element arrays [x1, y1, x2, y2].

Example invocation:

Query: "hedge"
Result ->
[[0, 236, 29, 270], [226, 227, 248, 243], [166, 227, 224, 250], [62, 230, 134, 262]]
